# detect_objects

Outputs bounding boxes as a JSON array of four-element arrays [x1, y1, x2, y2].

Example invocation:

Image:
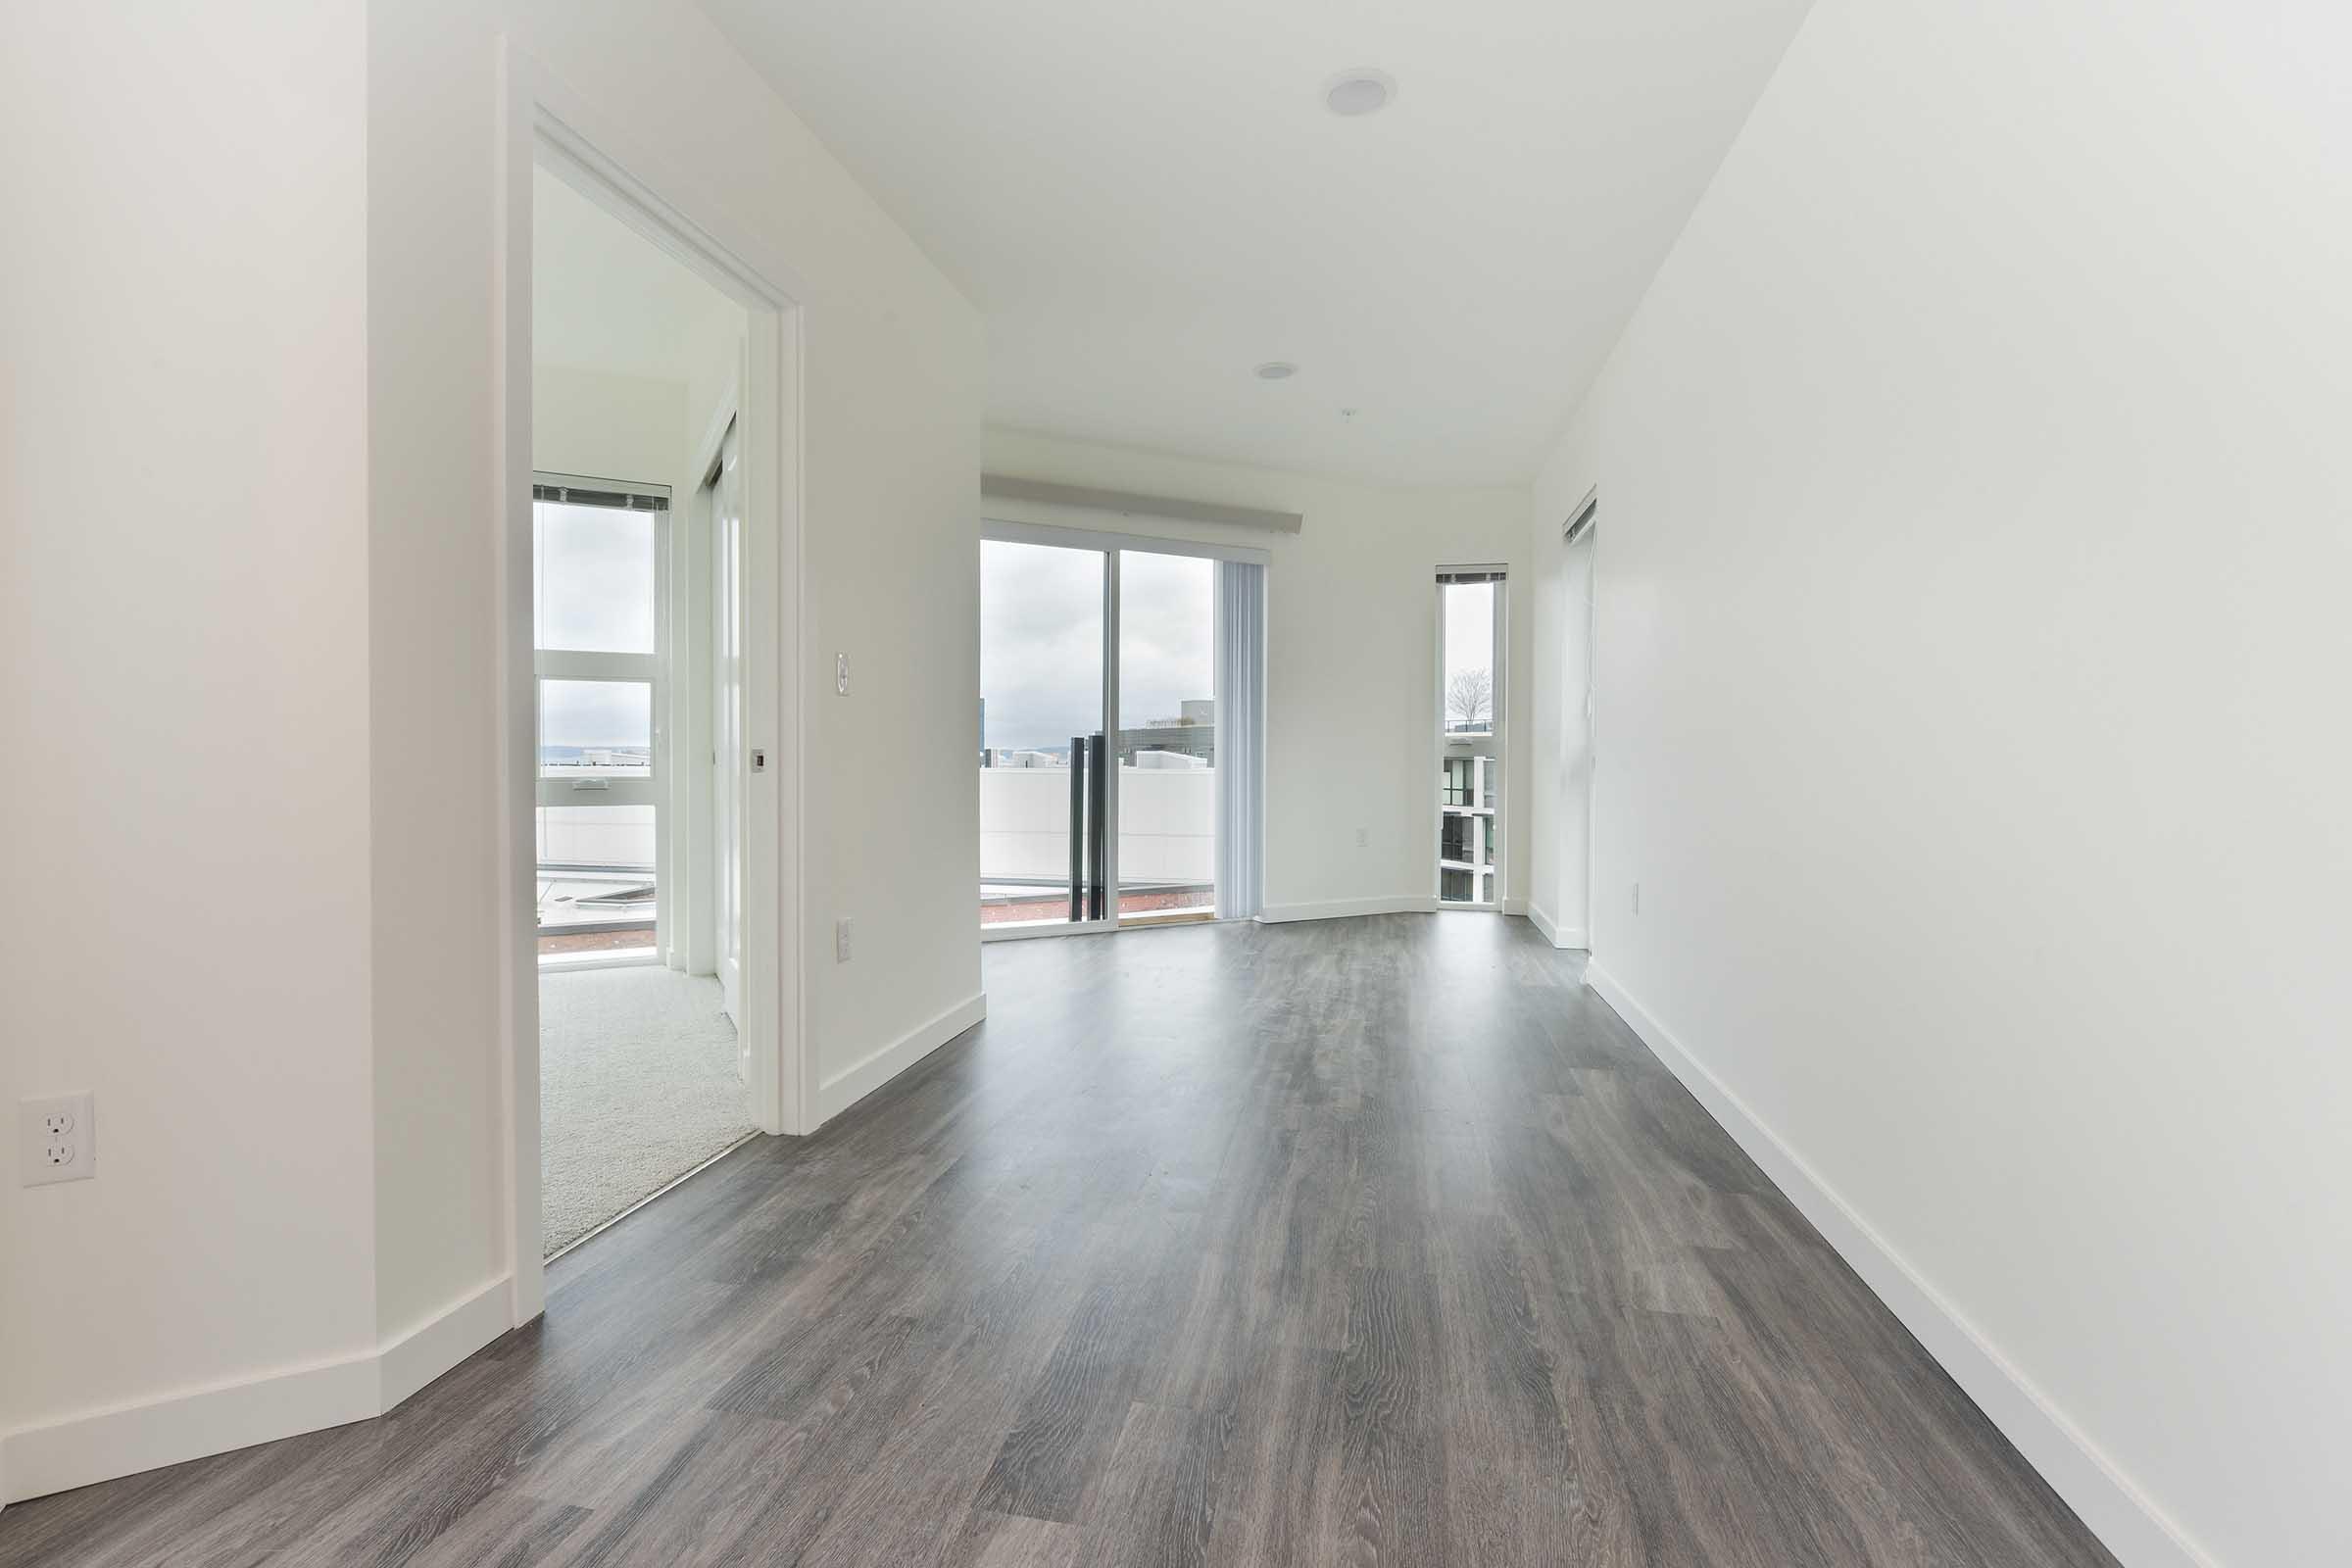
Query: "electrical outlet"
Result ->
[[1355, 826, 1369, 849], [835, 917, 854, 963], [21, 1093, 94, 1187]]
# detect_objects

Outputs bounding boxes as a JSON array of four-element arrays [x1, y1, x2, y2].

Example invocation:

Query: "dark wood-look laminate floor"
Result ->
[[1, 915, 2117, 1567]]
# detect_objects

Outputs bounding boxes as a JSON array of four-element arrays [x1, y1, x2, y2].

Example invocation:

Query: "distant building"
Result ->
[[1439, 752, 1497, 905], [1120, 696, 1215, 764], [980, 698, 1216, 768], [984, 748, 1066, 768]]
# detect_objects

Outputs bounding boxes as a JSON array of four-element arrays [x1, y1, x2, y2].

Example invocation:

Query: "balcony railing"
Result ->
[[538, 804, 657, 949], [980, 760, 1214, 922]]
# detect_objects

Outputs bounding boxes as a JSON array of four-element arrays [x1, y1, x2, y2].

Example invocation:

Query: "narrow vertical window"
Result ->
[[1438, 568, 1505, 907]]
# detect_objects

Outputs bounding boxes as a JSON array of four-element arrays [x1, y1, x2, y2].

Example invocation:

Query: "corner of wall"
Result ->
[[1581, 962, 2214, 1568], [813, 992, 988, 1126], [1, 1272, 519, 1508]]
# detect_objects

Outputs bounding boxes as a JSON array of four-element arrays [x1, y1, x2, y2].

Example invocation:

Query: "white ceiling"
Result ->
[[696, 0, 1815, 486], [535, 171, 739, 383]]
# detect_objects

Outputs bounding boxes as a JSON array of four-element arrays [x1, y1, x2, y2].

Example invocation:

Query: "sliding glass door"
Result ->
[[979, 538, 1106, 930], [1115, 551, 1217, 923], [980, 524, 1264, 937]]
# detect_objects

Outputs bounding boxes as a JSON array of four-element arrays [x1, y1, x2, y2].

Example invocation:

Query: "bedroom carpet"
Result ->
[[539, 965, 755, 1255]]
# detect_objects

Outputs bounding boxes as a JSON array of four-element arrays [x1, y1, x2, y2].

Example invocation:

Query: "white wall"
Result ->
[[2, 0, 981, 1506], [533, 365, 688, 489], [368, 0, 982, 1342], [0, 0, 379, 1504], [984, 431, 1530, 917], [1525, 2, 2352, 1563]]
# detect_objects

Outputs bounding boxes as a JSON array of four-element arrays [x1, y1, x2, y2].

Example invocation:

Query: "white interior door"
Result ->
[[710, 422, 745, 1030]]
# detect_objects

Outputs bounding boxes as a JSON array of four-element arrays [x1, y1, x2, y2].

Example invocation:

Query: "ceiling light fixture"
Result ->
[[1323, 70, 1395, 117], [1254, 362, 1298, 381]]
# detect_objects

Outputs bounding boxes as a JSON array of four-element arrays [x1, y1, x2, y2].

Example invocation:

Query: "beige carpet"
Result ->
[[540, 966, 754, 1255]]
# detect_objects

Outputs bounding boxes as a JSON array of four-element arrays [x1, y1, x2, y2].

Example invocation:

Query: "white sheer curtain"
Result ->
[[1213, 561, 1265, 919]]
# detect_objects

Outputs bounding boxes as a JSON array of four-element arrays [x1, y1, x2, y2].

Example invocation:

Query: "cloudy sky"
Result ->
[[1443, 579, 1496, 719], [536, 504, 658, 751], [982, 540, 1213, 754]]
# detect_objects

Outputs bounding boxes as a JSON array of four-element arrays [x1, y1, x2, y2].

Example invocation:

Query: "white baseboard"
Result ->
[[1, 1274, 515, 1507], [0, 1355, 376, 1509], [814, 991, 988, 1125], [377, 1276, 514, 1410], [1581, 963, 2213, 1568], [1526, 902, 1589, 950], [1256, 895, 1437, 923]]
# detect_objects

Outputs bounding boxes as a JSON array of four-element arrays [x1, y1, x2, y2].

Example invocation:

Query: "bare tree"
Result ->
[[1446, 668, 1493, 730]]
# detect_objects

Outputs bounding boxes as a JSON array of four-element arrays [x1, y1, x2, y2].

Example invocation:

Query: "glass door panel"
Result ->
[[1115, 551, 1216, 922], [979, 539, 1105, 928]]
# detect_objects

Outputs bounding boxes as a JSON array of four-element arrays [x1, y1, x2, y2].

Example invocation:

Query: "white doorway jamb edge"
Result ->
[[494, 35, 808, 1342]]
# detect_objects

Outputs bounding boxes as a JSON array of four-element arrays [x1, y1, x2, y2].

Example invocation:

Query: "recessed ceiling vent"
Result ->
[[1324, 71, 1396, 117]]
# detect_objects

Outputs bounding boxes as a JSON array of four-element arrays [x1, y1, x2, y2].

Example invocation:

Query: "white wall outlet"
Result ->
[[1631, 881, 1641, 914], [836, 653, 850, 696], [835, 916, 854, 962], [1355, 826, 1369, 848], [21, 1093, 95, 1187]]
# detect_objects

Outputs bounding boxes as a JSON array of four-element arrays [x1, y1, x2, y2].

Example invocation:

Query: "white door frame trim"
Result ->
[[1433, 567, 1508, 912], [494, 38, 806, 1328]]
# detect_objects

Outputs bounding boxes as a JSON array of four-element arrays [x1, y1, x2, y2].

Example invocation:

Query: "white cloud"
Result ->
[[982, 541, 1214, 753]]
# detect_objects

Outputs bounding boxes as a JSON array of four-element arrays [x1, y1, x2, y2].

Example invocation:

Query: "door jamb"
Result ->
[[494, 40, 807, 1328]]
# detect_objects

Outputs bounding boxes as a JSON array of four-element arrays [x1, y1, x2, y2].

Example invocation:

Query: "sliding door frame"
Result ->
[[978, 518, 1266, 942], [977, 530, 1118, 942]]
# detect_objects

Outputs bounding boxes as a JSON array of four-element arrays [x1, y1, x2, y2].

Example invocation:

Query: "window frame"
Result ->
[[1435, 567, 1507, 910], [533, 477, 670, 937]]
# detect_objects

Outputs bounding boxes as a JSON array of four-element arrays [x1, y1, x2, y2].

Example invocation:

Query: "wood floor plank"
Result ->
[[0, 915, 2120, 1568], [950, 1510, 1083, 1568], [386, 1494, 592, 1568]]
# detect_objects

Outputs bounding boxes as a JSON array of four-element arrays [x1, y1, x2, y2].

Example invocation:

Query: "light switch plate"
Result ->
[[21, 1092, 95, 1187]]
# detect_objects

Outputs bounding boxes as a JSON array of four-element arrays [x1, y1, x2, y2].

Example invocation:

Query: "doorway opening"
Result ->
[[1438, 567, 1506, 908], [977, 522, 1265, 937], [529, 164, 756, 1257]]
